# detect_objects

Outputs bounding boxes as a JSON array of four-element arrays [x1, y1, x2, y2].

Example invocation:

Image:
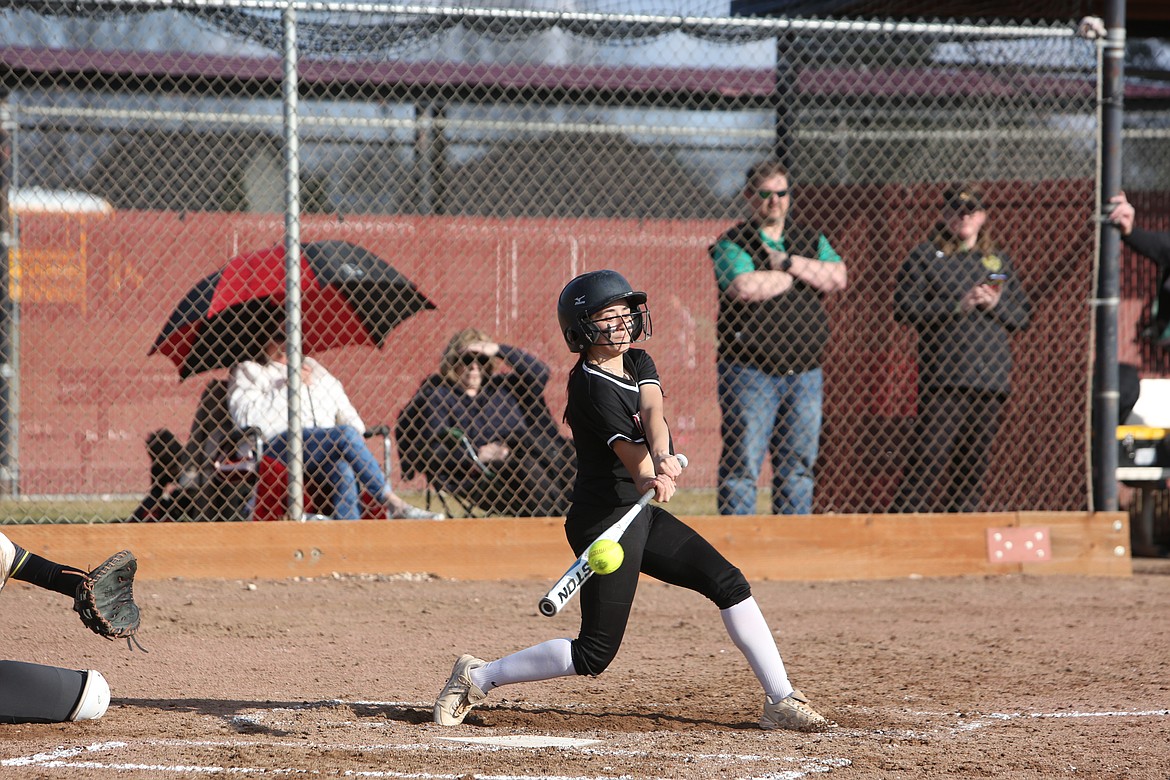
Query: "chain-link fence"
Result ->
[[0, 1, 1150, 523]]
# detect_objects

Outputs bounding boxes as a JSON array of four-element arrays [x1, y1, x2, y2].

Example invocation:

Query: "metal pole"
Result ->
[[413, 98, 434, 216], [282, 0, 305, 521], [1093, 1, 1126, 512], [0, 96, 18, 497], [773, 34, 795, 172]]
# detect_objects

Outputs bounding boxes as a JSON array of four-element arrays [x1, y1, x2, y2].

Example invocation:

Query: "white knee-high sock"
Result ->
[[721, 597, 794, 702], [469, 638, 576, 692]]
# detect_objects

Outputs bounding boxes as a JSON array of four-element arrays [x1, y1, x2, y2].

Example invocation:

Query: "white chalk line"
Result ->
[[952, 708, 1170, 735], [234, 698, 1170, 741], [908, 707, 1170, 724], [439, 736, 601, 748], [1, 742, 127, 767], [17, 761, 850, 780], [10, 704, 1161, 779], [1030, 709, 1170, 719], [849, 706, 1170, 739], [1, 732, 850, 779]]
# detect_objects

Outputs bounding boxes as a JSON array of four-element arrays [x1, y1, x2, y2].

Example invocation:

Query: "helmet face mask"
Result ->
[[580, 306, 650, 350], [558, 270, 652, 353]]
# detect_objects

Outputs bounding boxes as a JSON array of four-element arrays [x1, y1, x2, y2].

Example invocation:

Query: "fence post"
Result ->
[[0, 96, 19, 497], [1093, 2, 1126, 512], [773, 32, 796, 172], [283, 0, 305, 522]]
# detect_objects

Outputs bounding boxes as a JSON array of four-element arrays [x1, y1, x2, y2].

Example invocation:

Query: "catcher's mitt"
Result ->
[[74, 550, 146, 651]]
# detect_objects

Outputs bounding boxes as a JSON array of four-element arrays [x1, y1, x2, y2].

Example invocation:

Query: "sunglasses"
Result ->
[[458, 353, 492, 368], [946, 200, 981, 214], [756, 189, 789, 200]]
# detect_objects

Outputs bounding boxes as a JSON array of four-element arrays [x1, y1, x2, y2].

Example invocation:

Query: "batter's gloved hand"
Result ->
[[74, 550, 146, 651]]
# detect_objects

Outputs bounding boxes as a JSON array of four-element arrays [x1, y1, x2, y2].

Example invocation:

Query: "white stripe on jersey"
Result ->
[[582, 363, 634, 389], [581, 363, 662, 391]]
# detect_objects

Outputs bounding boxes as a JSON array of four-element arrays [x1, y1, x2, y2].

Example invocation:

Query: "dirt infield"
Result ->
[[3, 561, 1168, 779]]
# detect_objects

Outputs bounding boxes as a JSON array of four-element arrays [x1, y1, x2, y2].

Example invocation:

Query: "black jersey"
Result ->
[[566, 349, 668, 507]]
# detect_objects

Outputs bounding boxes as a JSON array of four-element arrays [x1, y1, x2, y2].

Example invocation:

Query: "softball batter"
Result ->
[[434, 269, 830, 731]]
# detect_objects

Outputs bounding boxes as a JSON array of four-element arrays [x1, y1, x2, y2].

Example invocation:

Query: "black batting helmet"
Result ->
[[557, 270, 651, 353]]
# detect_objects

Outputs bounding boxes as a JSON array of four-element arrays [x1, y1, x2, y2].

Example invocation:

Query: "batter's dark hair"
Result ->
[[563, 354, 586, 426]]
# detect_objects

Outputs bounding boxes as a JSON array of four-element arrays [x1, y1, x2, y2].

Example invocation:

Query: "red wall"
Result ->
[[18, 211, 726, 496], [15, 186, 1100, 511]]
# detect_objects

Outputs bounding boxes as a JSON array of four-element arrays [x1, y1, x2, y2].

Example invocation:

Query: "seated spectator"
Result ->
[[229, 331, 442, 520], [130, 427, 187, 522], [396, 328, 573, 517], [131, 379, 255, 522]]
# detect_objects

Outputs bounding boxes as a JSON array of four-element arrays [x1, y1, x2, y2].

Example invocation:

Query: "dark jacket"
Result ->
[[894, 242, 1032, 394], [1123, 227, 1170, 345], [711, 220, 830, 374], [395, 345, 567, 486]]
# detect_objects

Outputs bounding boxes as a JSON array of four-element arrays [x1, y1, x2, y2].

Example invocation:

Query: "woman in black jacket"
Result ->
[[890, 186, 1032, 513], [396, 328, 573, 517]]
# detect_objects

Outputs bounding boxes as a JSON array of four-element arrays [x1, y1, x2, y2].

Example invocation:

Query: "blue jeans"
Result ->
[[717, 363, 823, 515], [266, 425, 389, 520]]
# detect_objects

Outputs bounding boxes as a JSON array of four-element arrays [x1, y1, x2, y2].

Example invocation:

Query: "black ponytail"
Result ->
[[563, 353, 587, 425]]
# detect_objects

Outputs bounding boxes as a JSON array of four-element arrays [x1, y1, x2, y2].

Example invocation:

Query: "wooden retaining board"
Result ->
[[5, 511, 1131, 582]]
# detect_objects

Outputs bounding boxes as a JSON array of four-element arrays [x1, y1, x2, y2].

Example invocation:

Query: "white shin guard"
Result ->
[[68, 670, 111, 721]]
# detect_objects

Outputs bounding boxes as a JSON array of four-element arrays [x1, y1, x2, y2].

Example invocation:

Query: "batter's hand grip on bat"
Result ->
[[537, 454, 687, 618]]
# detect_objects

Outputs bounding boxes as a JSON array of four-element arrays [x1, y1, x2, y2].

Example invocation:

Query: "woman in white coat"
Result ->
[[228, 332, 442, 520]]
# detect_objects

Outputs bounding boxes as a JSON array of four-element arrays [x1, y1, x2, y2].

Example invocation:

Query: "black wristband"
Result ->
[[779, 254, 793, 273]]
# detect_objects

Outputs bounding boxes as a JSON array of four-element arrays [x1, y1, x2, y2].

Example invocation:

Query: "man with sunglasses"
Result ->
[[709, 158, 847, 515]]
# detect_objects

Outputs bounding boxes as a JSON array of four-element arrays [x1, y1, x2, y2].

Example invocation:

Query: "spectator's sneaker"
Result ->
[[760, 689, 833, 732], [392, 503, 445, 521], [434, 654, 487, 725]]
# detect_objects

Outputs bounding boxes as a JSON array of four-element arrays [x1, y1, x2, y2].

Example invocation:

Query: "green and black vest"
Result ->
[[712, 220, 830, 375]]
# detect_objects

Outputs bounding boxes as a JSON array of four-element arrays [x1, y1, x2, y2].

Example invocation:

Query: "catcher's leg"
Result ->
[[0, 661, 109, 723]]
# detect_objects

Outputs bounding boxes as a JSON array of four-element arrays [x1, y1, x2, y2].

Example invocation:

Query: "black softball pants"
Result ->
[[564, 502, 751, 677]]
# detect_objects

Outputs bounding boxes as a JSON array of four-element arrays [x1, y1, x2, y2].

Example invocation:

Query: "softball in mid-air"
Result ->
[[587, 539, 624, 575]]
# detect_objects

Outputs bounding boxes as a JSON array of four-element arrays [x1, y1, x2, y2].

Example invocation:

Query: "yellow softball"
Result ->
[[587, 539, 624, 575]]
